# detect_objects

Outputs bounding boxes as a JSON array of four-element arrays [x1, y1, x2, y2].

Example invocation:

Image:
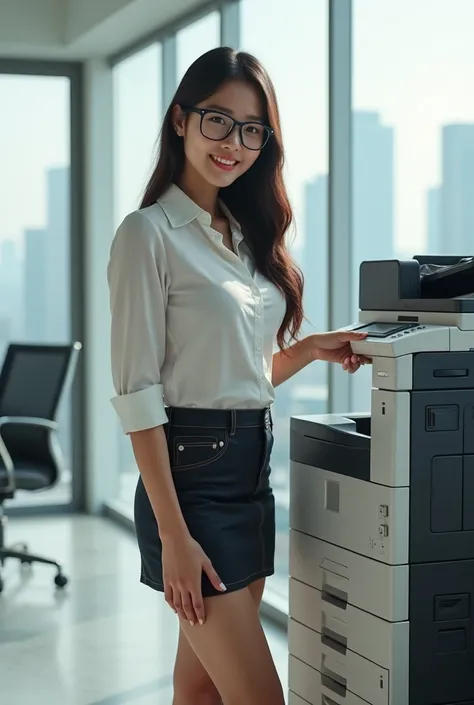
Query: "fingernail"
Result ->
[[220, 582, 227, 591], [199, 619, 204, 626], [189, 620, 194, 626]]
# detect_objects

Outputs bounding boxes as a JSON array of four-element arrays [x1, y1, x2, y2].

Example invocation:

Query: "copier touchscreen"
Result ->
[[355, 321, 415, 337]]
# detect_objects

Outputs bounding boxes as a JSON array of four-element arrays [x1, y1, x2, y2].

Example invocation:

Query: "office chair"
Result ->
[[0, 342, 81, 593]]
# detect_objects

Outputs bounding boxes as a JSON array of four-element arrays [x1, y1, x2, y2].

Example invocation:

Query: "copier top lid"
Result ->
[[359, 255, 474, 313], [290, 413, 370, 448]]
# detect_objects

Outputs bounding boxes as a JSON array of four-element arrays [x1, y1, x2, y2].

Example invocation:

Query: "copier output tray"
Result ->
[[417, 255, 474, 299]]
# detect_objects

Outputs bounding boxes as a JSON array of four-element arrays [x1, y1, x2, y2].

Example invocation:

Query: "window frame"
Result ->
[[0, 58, 86, 516]]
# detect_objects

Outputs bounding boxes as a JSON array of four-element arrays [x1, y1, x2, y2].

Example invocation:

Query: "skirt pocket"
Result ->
[[171, 431, 229, 471]]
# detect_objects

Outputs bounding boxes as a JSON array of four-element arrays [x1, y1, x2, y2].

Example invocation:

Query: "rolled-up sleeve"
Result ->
[[107, 211, 169, 433]]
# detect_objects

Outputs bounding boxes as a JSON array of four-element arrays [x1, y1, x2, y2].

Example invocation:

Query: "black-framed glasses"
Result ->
[[181, 106, 274, 151]]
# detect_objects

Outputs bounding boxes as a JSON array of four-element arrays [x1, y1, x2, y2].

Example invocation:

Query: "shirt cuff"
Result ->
[[111, 384, 168, 433]]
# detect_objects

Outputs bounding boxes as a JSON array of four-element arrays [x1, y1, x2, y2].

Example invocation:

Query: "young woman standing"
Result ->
[[108, 46, 367, 705]]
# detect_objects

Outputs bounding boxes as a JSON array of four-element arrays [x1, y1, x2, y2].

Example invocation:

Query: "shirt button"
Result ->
[[256, 308, 261, 315], [256, 344, 261, 351]]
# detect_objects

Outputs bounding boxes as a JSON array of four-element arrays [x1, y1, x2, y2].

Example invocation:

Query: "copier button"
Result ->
[[379, 524, 389, 537]]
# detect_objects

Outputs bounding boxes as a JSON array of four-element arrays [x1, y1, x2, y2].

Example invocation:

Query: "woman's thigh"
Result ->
[[177, 582, 284, 705], [172, 578, 269, 704]]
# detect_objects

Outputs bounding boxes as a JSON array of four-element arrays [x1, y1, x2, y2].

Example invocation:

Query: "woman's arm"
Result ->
[[272, 336, 315, 387], [272, 330, 369, 386], [109, 213, 188, 534], [129, 426, 188, 540]]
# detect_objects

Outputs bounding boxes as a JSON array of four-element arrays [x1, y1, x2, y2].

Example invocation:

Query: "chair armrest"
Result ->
[[0, 417, 58, 494], [0, 416, 58, 432], [0, 431, 14, 493]]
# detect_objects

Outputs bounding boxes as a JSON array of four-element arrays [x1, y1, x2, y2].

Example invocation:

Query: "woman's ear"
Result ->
[[172, 104, 186, 137]]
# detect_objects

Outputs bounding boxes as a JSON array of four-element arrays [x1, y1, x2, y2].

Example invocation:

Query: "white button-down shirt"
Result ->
[[108, 184, 286, 434]]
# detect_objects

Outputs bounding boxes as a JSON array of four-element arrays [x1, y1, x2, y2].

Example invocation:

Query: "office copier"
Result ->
[[288, 256, 474, 705]]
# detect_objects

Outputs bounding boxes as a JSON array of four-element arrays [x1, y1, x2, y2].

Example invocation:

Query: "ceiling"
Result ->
[[0, 0, 211, 60]]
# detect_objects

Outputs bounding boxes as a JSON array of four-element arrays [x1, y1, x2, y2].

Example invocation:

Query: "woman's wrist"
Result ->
[[160, 524, 191, 546], [304, 333, 322, 363]]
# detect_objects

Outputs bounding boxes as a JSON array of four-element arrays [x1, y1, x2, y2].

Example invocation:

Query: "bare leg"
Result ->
[[172, 578, 267, 705], [176, 581, 284, 705]]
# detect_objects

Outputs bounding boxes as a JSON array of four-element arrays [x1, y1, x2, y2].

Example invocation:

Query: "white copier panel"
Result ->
[[348, 322, 450, 358], [290, 618, 391, 705], [289, 530, 409, 621], [290, 462, 409, 565], [289, 655, 369, 705], [289, 580, 409, 704], [289, 578, 409, 670]]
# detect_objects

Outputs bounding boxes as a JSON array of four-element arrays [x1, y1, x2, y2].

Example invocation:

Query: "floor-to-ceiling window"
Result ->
[[113, 43, 162, 224], [0, 66, 82, 509], [349, 0, 474, 412], [176, 11, 221, 82], [113, 42, 162, 507], [240, 0, 329, 608]]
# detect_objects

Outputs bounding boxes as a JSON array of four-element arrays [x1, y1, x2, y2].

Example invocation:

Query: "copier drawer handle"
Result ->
[[322, 587, 348, 609], [321, 627, 347, 655], [322, 697, 339, 705], [321, 671, 347, 698]]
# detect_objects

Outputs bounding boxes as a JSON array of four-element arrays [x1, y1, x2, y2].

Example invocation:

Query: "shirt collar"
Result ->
[[158, 183, 212, 228], [158, 183, 244, 247]]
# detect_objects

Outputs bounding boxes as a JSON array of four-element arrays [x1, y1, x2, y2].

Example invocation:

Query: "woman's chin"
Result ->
[[202, 167, 239, 188]]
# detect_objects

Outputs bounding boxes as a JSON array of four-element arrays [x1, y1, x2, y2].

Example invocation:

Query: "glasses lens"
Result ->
[[201, 112, 233, 140], [242, 124, 269, 150]]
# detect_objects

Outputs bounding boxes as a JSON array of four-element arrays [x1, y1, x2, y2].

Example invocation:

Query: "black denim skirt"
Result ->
[[134, 406, 275, 597]]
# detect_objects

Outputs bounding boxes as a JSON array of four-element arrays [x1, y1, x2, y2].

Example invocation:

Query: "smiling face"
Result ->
[[173, 79, 267, 190]]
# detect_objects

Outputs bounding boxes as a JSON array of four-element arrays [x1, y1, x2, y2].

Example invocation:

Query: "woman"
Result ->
[[108, 47, 367, 705]]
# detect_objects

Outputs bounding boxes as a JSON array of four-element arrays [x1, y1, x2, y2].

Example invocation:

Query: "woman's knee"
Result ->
[[173, 672, 221, 705]]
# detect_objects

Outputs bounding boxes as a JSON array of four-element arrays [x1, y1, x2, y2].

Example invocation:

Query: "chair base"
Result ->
[[0, 509, 69, 593]]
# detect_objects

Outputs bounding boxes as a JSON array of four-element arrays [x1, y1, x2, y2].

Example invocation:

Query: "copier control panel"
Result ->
[[348, 321, 451, 358]]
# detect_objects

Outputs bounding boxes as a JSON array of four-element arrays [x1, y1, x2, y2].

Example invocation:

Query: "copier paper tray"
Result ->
[[289, 413, 371, 482]]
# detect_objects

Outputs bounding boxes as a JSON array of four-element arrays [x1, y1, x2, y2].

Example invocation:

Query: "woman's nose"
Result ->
[[221, 125, 242, 149]]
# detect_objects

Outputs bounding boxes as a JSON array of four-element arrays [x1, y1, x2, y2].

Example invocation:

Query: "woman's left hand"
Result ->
[[310, 330, 372, 373]]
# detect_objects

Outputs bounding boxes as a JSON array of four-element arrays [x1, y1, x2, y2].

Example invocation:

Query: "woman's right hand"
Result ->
[[162, 534, 226, 625]]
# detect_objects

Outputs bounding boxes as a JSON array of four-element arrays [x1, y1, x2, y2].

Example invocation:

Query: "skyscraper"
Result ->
[[45, 166, 70, 341], [0, 239, 21, 342], [440, 124, 474, 255], [24, 166, 70, 343], [353, 111, 395, 314], [24, 228, 48, 341]]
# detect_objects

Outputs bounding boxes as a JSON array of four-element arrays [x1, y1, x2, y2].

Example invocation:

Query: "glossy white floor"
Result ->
[[0, 515, 289, 705]]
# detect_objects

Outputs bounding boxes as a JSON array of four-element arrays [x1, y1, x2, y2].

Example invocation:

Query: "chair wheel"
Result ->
[[54, 574, 68, 589]]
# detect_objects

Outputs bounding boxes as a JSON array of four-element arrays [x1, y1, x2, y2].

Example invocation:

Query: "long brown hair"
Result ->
[[141, 46, 304, 349]]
